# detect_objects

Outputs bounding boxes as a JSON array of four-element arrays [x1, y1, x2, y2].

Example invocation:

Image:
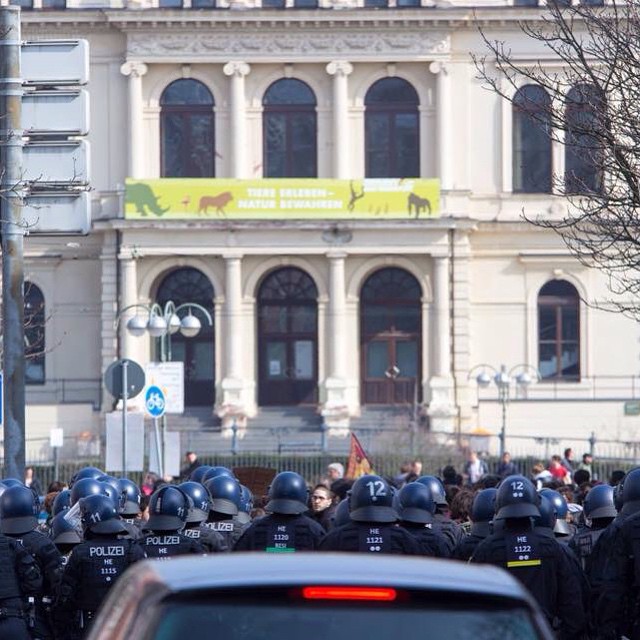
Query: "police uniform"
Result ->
[[0, 534, 42, 640], [121, 517, 144, 541], [432, 514, 465, 554], [400, 522, 449, 557], [205, 513, 249, 548], [319, 521, 421, 555], [9, 529, 63, 639], [234, 514, 325, 552], [140, 530, 205, 558], [452, 530, 486, 561], [183, 522, 228, 552]]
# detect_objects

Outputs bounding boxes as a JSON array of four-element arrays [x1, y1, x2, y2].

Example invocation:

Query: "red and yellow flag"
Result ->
[[346, 433, 374, 479]]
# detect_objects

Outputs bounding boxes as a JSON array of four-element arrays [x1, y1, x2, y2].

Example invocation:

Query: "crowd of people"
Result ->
[[0, 448, 637, 639]]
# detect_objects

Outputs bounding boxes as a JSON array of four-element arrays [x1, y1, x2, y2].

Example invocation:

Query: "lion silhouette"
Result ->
[[198, 192, 233, 216]]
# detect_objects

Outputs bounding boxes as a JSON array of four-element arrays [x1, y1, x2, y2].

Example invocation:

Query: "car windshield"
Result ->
[[149, 600, 540, 640]]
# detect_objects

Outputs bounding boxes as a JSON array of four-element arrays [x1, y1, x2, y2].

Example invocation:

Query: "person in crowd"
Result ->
[[441, 465, 463, 488], [462, 450, 488, 485], [308, 484, 337, 532], [180, 451, 200, 481], [496, 451, 517, 478], [404, 459, 423, 484], [577, 453, 594, 478], [450, 488, 474, 529], [561, 447, 575, 473], [141, 471, 159, 497], [531, 462, 553, 489], [24, 466, 43, 498], [548, 455, 570, 484], [325, 462, 352, 500]]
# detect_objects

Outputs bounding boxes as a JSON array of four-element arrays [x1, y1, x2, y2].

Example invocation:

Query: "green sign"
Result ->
[[125, 178, 440, 220]]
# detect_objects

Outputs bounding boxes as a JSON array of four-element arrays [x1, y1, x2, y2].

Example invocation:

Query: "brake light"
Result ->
[[302, 586, 397, 601]]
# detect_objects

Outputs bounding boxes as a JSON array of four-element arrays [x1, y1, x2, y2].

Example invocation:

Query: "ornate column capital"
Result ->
[[223, 61, 251, 78], [326, 60, 353, 78], [120, 61, 148, 78], [428, 61, 448, 76]]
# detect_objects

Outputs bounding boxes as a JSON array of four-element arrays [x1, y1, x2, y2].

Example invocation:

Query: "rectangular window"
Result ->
[[365, 0, 388, 6]]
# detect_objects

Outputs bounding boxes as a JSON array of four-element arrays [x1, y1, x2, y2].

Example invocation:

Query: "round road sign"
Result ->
[[145, 385, 166, 418]]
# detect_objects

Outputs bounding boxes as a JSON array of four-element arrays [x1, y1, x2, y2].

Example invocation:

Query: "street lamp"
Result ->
[[468, 363, 541, 458]]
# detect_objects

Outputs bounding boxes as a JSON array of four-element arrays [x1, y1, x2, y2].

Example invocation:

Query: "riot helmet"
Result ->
[[145, 485, 190, 531], [189, 465, 214, 484], [97, 475, 121, 491], [179, 481, 211, 524], [239, 485, 254, 514], [534, 494, 557, 530], [117, 478, 142, 517], [0, 485, 39, 534], [70, 477, 103, 506], [470, 488, 498, 537], [202, 466, 236, 483], [395, 482, 436, 524], [415, 476, 447, 508], [265, 471, 308, 515], [584, 484, 617, 520], [204, 475, 241, 516], [614, 481, 624, 512], [79, 494, 126, 535], [621, 467, 640, 516], [1, 478, 24, 488], [495, 475, 540, 520], [73, 467, 105, 485], [539, 489, 571, 535], [99, 482, 125, 513], [49, 512, 82, 548], [349, 475, 397, 523], [52, 489, 72, 516], [332, 498, 351, 528]]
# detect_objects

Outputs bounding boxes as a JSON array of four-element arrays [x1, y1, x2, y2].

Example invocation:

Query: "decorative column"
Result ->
[[119, 253, 138, 362], [326, 61, 353, 179], [218, 254, 248, 431], [429, 61, 452, 191], [321, 251, 351, 434], [223, 61, 251, 179], [427, 254, 456, 432], [120, 61, 148, 179]]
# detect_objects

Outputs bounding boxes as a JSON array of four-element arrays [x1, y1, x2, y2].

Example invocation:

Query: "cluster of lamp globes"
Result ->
[[475, 365, 535, 390], [126, 312, 202, 339]]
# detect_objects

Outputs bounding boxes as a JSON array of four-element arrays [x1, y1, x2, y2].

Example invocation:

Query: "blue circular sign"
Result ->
[[145, 385, 166, 418]]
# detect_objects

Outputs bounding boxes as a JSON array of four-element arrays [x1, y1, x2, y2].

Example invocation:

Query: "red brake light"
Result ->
[[302, 586, 397, 602]]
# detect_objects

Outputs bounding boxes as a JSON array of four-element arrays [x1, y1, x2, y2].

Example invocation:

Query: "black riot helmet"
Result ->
[[395, 482, 436, 524], [266, 472, 308, 515], [534, 494, 557, 530], [495, 475, 540, 520], [79, 494, 126, 535], [117, 478, 142, 517], [202, 466, 236, 483], [97, 475, 121, 491], [179, 481, 211, 524], [0, 485, 39, 534], [1, 478, 24, 488], [70, 477, 103, 506], [52, 489, 72, 516], [73, 467, 105, 485], [100, 482, 125, 513], [49, 512, 82, 547], [470, 488, 498, 537], [189, 465, 214, 484], [584, 484, 617, 520], [621, 467, 640, 516], [539, 489, 571, 535], [204, 475, 241, 516], [415, 476, 447, 508], [146, 486, 190, 531], [332, 498, 351, 528], [239, 485, 254, 514], [349, 475, 397, 523]]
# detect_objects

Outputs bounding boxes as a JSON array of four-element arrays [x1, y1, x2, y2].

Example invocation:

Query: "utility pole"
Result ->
[[0, 7, 26, 479]]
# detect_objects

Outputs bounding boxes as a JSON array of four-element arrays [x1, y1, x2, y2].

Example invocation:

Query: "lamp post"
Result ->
[[116, 300, 213, 475], [468, 364, 541, 458]]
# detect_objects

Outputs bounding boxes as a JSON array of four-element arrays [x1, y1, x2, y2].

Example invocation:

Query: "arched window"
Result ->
[[258, 268, 318, 406], [538, 280, 580, 380], [263, 79, 317, 178], [565, 84, 604, 194], [160, 79, 215, 178], [365, 78, 420, 178], [360, 268, 422, 404], [156, 268, 215, 407], [513, 85, 552, 193], [25, 282, 45, 385]]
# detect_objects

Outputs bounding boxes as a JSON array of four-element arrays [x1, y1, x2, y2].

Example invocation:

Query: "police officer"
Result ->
[[189, 465, 214, 484], [395, 482, 449, 557], [117, 478, 144, 541], [237, 485, 254, 526], [453, 488, 497, 561], [415, 475, 465, 554], [0, 485, 63, 639], [68, 467, 104, 488], [69, 477, 103, 507], [51, 490, 71, 518], [470, 475, 586, 638], [202, 466, 236, 483], [331, 498, 351, 529], [319, 475, 421, 555], [234, 472, 325, 552], [0, 529, 42, 640], [48, 513, 82, 562], [539, 488, 574, 542], [54, 494, 145, 637], [595, 468, 640, 638], [141, 486, 205, 558], [179, 481, 228, 552], [203, 475, 248, 548]]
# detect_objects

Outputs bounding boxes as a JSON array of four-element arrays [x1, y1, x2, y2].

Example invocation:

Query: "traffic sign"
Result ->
[[145, 385, 166, 419], [104, 359, 146, 401], [21, 40, 89, 86], [22, 192, 91, 235], [23, 140, 90, 186], [22, 89, 89, 137]]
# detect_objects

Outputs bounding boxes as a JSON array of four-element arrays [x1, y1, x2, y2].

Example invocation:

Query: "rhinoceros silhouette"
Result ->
[[126, 183, 170, 217]]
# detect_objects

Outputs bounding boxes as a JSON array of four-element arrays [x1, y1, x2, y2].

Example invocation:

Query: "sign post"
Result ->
[[144, 385, 166, 478]]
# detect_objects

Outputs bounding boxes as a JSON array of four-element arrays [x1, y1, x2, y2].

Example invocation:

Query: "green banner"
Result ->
[[125, 178, 440, 220]]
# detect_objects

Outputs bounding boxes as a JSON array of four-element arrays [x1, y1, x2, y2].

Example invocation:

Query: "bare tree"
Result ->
[[474, 0, 640, 318]]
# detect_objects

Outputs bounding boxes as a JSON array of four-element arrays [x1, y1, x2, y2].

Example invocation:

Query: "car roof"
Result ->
[[133, 553, 535, 605]]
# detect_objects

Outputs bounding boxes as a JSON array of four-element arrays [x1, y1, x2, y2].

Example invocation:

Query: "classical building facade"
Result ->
[[10, 0, 640, 458]]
